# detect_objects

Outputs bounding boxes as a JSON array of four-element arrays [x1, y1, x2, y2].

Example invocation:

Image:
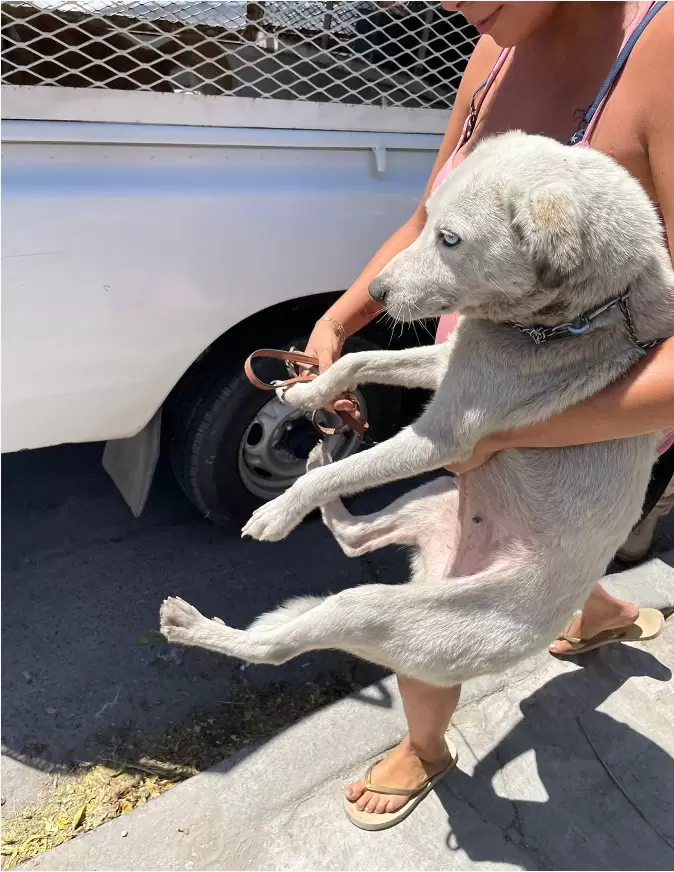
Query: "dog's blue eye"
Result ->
[[441, 231, 461, 248]]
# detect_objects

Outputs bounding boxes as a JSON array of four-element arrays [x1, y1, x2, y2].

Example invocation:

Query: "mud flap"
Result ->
[[102, 409, 161, 517]]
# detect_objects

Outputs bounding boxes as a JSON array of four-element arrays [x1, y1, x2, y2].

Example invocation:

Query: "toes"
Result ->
[[363, 794, 381, 814], [355, 792, 370, 812], [276, 383, 312, 409], [355, 790, 373, 812], [242, 506, 279, 541], [160, 596, 200, 630], [550, 615, 581, 654], [159, 597, 216, 649], [344, 778, 366, 804], [241, 499, 301, 542], [346, 784, 403, 815], [373, 795, 392, 814], [241, 517, 254, 538], [549, 639, 574, 654]]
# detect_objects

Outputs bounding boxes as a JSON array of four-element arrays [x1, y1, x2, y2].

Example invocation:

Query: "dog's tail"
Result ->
[[247, 596, 325, 634]]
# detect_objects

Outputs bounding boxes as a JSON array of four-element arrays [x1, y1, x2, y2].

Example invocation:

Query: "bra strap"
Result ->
[[464, 49, 509, 143], [569, 1, 666, 145]]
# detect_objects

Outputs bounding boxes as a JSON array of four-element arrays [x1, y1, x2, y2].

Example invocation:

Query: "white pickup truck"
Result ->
[[2, 0, 475, 525]]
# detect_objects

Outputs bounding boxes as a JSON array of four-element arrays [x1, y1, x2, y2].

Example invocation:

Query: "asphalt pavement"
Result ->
[[1, 443, 407, 811]]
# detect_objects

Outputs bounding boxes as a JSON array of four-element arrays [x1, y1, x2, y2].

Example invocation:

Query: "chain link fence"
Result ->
[[1, 1, 478, 110]]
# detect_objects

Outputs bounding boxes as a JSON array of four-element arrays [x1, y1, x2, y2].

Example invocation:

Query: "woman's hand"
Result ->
[[303, 317, 359, 417], [444, 435, 500, 474], [304, 318, 344, 373], [444, 338, 674, 474]]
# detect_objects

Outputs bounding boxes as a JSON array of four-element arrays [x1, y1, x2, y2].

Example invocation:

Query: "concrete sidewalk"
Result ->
[[24, 555, 674, 871]]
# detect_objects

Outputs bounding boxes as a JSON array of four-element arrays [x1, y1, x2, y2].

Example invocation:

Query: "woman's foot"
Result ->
[[550, 599, 640, 655], [344, 735, 452, 815]]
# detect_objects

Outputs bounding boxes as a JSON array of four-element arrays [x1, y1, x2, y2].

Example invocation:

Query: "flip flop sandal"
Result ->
[[552, 607, 665, 657], [344, 739, 458, 832]]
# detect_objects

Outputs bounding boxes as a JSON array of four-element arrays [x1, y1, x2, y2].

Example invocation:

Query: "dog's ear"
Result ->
[[508, 184, 583, 289]]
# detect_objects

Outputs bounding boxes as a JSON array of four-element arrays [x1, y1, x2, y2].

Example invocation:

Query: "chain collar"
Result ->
[[508, 291, 658, 351]]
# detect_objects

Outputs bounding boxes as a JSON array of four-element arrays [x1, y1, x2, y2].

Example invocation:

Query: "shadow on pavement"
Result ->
[[1, 444, 401, 785], [437, 645, 674, 871]]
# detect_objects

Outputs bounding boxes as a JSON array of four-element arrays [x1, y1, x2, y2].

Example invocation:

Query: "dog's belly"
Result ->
[[433, 438, 657, 584], [445, 472, 532, 578], [412, 473, 532, 582]]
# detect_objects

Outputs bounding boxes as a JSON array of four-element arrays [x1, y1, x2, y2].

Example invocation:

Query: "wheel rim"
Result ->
[[237, 392, 367, 501]]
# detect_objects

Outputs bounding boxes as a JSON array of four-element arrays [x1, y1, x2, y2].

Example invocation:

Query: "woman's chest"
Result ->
[[460, 55, 654, 201]]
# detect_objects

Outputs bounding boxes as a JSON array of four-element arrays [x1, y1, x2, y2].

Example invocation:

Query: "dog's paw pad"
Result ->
[[242, 498, 299, 541], [277, 382, 317, 410], [160, 597, 205, 642]]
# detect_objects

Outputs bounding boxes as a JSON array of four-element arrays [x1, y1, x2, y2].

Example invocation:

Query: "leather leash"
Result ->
[[244, 348, 368, 439]]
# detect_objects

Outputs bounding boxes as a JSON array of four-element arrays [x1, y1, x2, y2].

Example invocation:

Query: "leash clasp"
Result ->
[[243, 348, 368, 440]]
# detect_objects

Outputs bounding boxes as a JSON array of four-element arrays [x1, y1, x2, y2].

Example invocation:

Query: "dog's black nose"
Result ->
[[369, 274, 389, 304]]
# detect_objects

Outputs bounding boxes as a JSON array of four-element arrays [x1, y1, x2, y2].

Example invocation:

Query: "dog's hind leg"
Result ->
[[159, 564, 535, 685], [307, 443, 455, 557], [319, 491, 419, 556], [160, 583, 419, 671]]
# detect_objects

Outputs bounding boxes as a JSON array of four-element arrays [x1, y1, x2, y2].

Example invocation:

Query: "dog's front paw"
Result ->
[[276, 381, 320, 410], [241, 492, 308, 541], [160, 596, 211, 646]]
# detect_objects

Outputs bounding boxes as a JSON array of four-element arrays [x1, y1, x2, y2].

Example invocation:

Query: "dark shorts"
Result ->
[[641, 444, 674, 521]]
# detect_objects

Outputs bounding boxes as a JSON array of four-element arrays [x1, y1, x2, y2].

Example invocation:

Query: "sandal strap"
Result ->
[[363, 761, 435, 797], [560, 626, 626, 647]]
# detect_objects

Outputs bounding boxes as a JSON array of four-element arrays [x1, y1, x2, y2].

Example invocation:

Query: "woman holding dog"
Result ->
[[303, 1, 674, 828]]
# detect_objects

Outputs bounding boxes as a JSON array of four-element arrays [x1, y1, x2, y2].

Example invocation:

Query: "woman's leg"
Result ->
[[617, 472, 674, 562], [344, 676, 460, 815]]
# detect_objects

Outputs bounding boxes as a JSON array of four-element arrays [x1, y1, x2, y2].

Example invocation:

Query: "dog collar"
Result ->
[[508, 292, 658, 351]]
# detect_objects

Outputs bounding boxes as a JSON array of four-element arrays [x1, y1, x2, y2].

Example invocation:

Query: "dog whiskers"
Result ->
[[375, 309, 398, 347], [408, 302, 438, 342]]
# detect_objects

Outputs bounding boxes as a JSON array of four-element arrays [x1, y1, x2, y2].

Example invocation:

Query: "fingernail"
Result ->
[[345, 788, 353, 798]]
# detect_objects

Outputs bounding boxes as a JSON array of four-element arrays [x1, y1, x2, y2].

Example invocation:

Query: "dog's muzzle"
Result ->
[[368, 274, 390, 304]]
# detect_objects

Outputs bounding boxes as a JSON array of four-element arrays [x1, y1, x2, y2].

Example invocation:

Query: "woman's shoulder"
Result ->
[[628, 3, 674, 102]]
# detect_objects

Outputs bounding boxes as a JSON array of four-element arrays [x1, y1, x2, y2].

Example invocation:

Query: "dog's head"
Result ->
[[370, 131, 662, 325]]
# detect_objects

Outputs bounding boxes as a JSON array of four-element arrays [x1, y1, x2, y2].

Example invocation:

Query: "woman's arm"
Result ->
[[305, 37, 500, 371], [448, 337, 674, 473], [450, 22, 674, 475]]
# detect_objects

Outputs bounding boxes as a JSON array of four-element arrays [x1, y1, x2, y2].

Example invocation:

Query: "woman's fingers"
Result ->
[[443, 438, 497, 474], [333, 398, 360, 420]]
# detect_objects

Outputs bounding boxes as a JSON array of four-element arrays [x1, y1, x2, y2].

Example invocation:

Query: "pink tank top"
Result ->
[[431, 2, 673, 455]]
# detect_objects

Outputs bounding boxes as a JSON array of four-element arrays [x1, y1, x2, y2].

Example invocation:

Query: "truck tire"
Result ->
[[168, 335, 401, 527]]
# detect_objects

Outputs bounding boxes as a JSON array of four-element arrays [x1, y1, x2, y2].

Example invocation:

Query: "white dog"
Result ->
[[161, 132, 673, 687]]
